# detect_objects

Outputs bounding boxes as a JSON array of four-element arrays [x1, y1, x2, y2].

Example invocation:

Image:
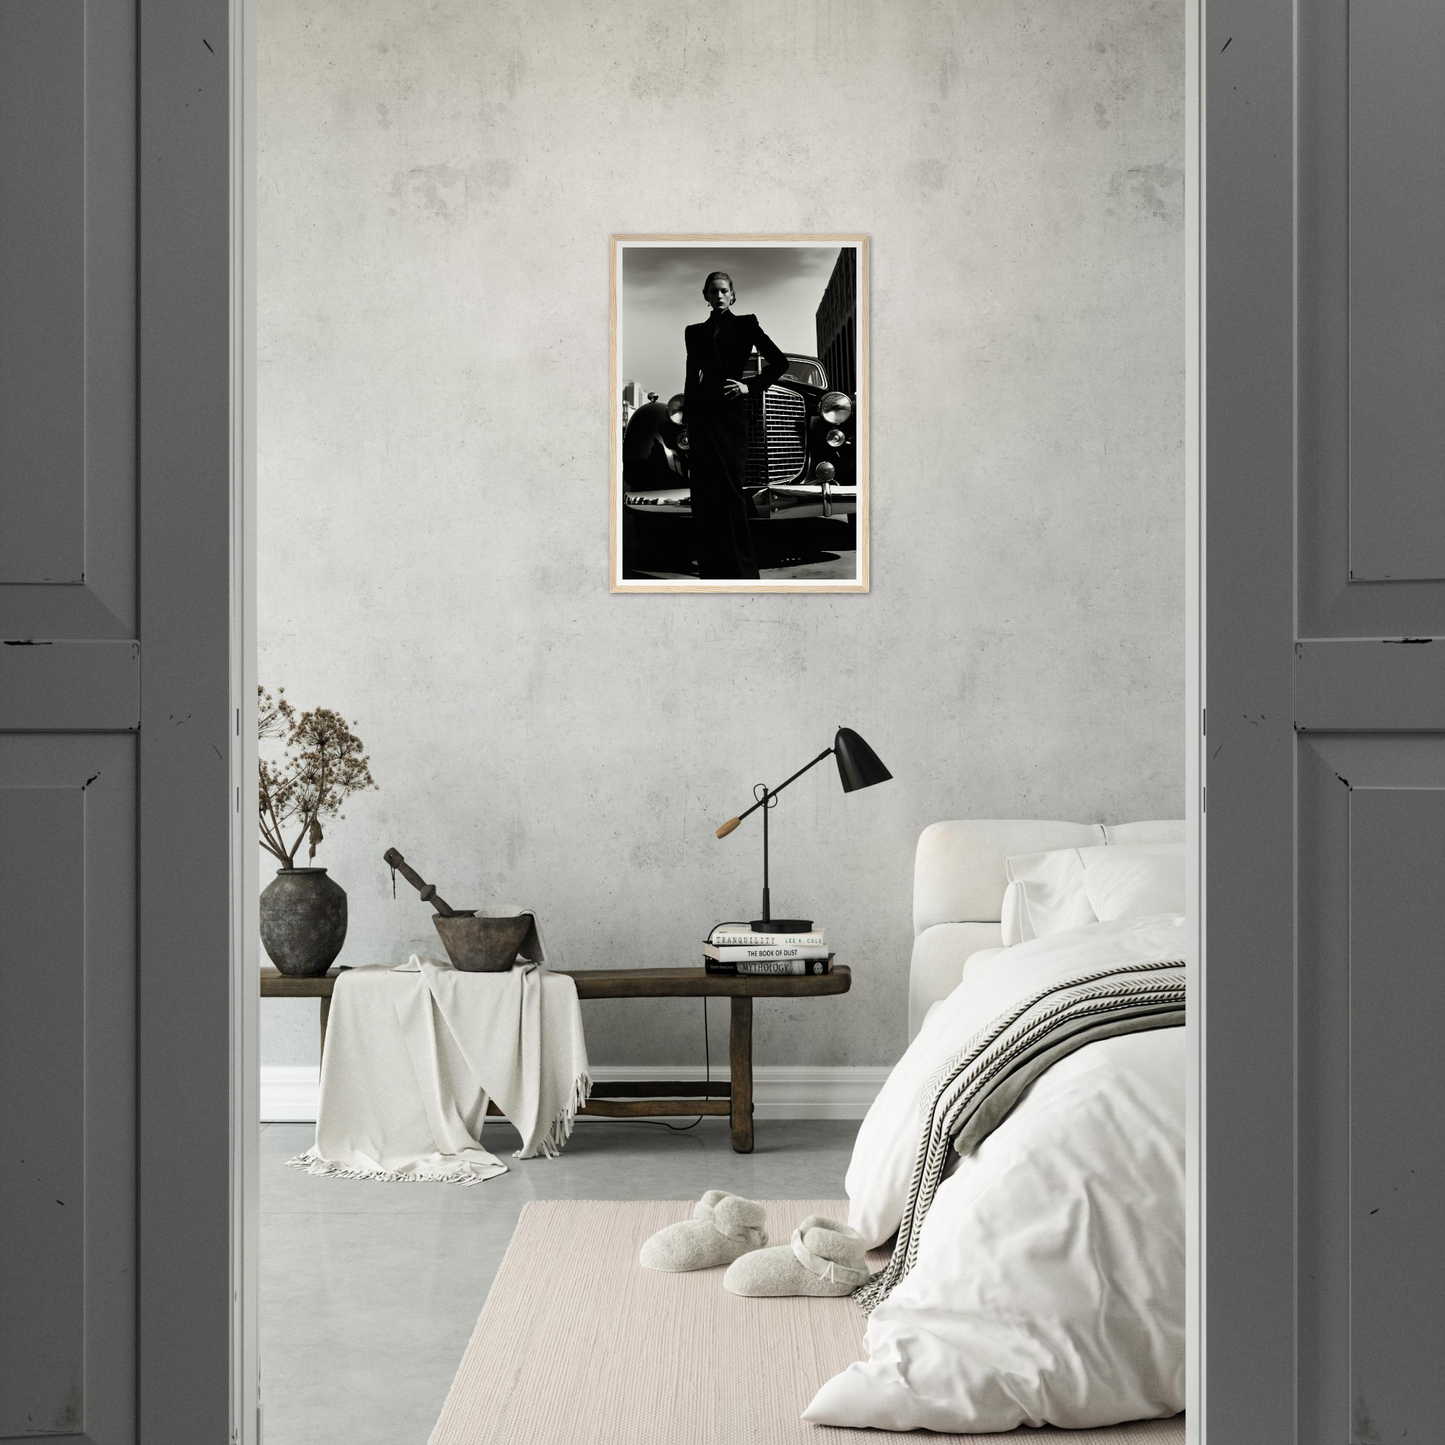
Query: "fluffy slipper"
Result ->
[[639, 1190, 768, 1272], [722, 1214, 870, 1297]]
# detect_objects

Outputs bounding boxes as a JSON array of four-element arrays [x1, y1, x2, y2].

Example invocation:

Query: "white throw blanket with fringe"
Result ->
[[289, 955, 591, 1185]]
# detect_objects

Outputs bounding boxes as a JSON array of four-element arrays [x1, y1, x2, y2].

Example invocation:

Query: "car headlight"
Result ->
[[675, 429, 689, 451], [820, 392, 852, 425], [668, 394, 685, 426], [825, 428, 846, 448], [814, 460, 836, 482]]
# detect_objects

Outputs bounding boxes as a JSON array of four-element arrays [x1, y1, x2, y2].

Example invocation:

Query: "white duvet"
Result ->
[[805, 915, 1185, 1433]]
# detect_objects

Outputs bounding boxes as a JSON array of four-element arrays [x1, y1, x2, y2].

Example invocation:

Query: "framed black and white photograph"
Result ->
[[610, 235, 868, 593]]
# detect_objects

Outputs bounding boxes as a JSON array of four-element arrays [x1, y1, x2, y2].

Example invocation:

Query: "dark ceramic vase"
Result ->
[[260, 868, 348, 976]]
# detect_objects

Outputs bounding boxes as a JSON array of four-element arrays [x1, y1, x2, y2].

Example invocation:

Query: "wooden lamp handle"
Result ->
[[716, 817, 741, 839]]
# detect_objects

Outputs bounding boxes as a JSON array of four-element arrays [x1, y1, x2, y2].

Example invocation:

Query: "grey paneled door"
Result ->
[[1208, 0, 1445, 1441], [1, 4, 140, 1440], [1, 1, 245, 1441]]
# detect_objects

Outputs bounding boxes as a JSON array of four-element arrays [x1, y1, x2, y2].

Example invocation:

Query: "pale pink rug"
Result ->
[[429, 1199, 1187, 1445]]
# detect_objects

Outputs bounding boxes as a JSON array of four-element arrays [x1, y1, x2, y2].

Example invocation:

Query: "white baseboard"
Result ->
[[259, 1066, 326, 1123], [259, 1063, 888, 1124]]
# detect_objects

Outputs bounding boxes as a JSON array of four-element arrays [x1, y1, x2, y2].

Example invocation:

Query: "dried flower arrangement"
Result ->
[[258, 686, 377, 868]]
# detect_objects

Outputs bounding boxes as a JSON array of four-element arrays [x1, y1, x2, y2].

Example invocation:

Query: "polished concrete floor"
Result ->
[[260, 1117, 858, 1445]]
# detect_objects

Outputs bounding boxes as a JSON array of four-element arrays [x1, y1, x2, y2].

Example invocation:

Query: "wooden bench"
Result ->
[[260, 963, 851, 1153]]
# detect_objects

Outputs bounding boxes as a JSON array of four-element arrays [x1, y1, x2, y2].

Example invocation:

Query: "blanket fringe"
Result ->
[[518, 1069, 592, 1161], [284, 1150, 497, 1186], [287, 1071, 593, 1179]]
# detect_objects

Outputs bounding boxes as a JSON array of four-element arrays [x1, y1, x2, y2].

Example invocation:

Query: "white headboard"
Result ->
[[908, 818, 1184, 1038]]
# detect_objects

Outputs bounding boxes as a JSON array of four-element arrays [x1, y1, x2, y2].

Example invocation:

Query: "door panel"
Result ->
[[1295, 639, 1445, 730], [1298, 0, 1445, 634], [1298, 28, 1445, 1437], [2, 0, 246, 1436], [0, 0, 85, 585], [0, 738, 137, 1445], [1211, 0, 1445, 1438], [1347, 2, 1445, 582], [0, 0, 136, 640], [1296, 736, 1445, 1443], [0, 788, 85, 1437], [1347, 787, 1445, 1438], [0, 642, 141, 732], [1, 4, 142, 1441]]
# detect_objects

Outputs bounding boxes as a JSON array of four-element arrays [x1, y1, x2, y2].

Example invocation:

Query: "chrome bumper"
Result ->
[[625, 483, 857, 521]]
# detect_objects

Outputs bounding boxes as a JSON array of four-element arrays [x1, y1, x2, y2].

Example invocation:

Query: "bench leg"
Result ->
[[729, 995, 754, 1153], [319, 994, 331, 1064]]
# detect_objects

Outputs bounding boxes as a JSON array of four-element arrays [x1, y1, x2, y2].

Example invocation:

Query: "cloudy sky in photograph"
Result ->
[[621, 245, 844, 400]]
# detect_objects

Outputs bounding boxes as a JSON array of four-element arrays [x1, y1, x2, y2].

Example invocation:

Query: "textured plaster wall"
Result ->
[[259, 0, 1184, 1069]]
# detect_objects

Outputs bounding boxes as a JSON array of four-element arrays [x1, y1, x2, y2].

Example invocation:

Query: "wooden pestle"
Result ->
[[382, 847, 469, 918]]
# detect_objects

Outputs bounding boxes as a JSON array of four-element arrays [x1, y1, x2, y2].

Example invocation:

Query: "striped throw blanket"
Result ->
[[854, 959, 1186, 1314]]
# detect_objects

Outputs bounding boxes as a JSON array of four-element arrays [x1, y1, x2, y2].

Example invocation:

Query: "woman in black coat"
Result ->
[[683, 271, 790, 580]]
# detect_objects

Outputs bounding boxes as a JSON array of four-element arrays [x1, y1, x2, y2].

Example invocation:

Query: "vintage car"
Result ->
[[622, 354, 858, 537]]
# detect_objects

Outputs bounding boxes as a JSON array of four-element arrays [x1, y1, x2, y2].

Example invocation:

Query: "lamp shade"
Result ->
[[833, 727, 892, 792]]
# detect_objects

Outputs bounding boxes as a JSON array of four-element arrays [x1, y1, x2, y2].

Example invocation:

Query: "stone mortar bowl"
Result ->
[[431, 913, 531, 972]]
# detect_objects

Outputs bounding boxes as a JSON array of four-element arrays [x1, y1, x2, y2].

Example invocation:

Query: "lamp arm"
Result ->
[[715, 747, 834, 838]]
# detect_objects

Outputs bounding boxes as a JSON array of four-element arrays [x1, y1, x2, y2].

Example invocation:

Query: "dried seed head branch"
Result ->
[[257, 686, 377, 868]]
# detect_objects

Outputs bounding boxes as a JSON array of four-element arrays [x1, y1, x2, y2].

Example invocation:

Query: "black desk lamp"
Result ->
[[715, 727, 892, 932]]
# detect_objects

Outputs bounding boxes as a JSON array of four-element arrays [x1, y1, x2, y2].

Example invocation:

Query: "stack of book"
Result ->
[[703, 923, 832, 975]]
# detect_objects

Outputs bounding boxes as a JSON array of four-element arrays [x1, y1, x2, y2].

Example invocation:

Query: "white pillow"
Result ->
[[1002, 848, 1096, 943], [1078, 843, 1184, 921], [999, 880, 1028, 947], [1000, 843, 1185, 945]]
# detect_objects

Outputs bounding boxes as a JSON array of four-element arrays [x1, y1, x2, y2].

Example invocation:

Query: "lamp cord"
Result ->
[[602, 996, 710, 1134], [647, 996, 709, 1132]]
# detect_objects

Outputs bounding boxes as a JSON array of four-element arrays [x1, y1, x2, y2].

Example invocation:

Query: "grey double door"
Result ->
[[1, 1, 242, 1441], [1208, 0, 1445, 1440]]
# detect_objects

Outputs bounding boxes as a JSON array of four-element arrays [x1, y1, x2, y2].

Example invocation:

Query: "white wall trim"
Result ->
[[260, 1063, 888, 1124], [1185, 0, 1203, 1438], [258, 1066, 325, 1123]]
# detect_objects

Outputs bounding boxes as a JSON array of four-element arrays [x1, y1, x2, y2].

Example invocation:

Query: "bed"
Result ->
[[805, 818, 1187, 1434], [907, 818, 1184, 1038]]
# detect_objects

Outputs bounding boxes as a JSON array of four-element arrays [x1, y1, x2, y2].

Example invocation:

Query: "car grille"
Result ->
[[745, 387, 807, 488]]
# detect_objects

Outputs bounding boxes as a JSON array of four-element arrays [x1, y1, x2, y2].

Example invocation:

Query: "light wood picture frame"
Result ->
[[610, 234, 869, 593]]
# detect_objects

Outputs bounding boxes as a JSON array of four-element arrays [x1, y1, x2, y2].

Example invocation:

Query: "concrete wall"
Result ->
[[259, 0, 1184, 1070]]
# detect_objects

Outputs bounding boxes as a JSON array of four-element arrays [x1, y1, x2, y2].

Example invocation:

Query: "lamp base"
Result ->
[[750, 917, 814, 933]]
